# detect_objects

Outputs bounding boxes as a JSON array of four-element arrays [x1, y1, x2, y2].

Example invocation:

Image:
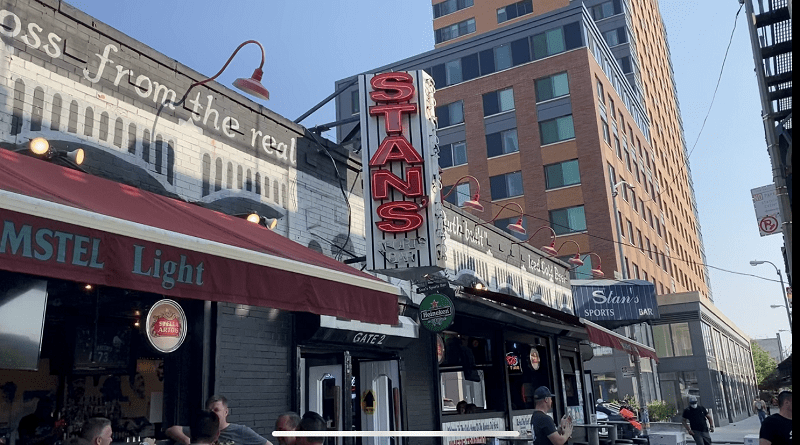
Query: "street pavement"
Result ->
[[682, 414, 762, 444]]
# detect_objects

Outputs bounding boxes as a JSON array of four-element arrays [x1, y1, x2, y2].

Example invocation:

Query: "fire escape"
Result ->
[[743, 0, 793, 285]]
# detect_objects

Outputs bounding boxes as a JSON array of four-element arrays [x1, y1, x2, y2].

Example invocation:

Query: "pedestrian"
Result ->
[[752, 398, 767, 423], [529, 386, 573, 445], [681, 396, 714, 445], [189, 411, 219, 445], [166, 395, 272, 445], [274, 413, 301, 445], [759, 390, 791, 445], [295, 412, 326, 445], [79, 417, 113, 445]]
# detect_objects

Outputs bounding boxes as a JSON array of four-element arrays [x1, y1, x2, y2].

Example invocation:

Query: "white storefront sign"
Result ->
[[358, 71, 445, 279]]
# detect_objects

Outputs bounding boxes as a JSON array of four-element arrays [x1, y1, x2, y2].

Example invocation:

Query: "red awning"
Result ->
[[0, 150, 398, 325], [582, 319, 659, 362]]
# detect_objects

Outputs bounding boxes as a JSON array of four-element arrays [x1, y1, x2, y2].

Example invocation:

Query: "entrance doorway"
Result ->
[[300, 351, 401, 445]]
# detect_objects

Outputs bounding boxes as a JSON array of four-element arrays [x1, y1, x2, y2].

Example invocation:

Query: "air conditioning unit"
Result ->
[[649, 433, 686, 445]]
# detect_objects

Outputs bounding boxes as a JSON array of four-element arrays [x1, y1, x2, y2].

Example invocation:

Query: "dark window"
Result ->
[[443, 183, 471, 206], [550, 206, 587, 235], [618, 56, 632, 73], [539, 115, 575, 145], [510, 38, 531, 65], [483, 87, 514, 116], [535, 72, 569, 102], [497, 0, 533, 23], [479, 49, 496, 75], [439, 141, 468, 168], [564, 22, 583, 50], [433, 0, 474, 19], [435, 18, 476, 44], [350, 90, 359, 115], [430, 64, 447, 87], [462, 53, 480, 81], [545, 159, 580, 189], [436, 101, 464, 127], [490, 171, 524, 200], [486, 129, 519, 158]]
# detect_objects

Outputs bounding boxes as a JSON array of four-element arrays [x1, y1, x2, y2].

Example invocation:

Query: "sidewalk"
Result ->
[[683, 414, 762, 444]]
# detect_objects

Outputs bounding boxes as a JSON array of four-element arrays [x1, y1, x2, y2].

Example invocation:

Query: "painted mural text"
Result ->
[[0, 9, 296, 166]]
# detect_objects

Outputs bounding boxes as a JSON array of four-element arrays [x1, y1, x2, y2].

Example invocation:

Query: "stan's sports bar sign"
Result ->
[[358, 71, 444, 279]]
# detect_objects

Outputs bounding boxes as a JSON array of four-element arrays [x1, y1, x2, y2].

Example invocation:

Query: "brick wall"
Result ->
[[216, 303, 293, 435]]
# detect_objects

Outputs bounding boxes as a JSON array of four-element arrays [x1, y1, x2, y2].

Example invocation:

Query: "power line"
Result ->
[[451, 190, 782, 285], [642, 2, 744, 206]]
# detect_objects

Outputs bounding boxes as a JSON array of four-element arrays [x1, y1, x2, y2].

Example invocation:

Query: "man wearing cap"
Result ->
[[530, 386, 572, 445], [682, 396, 714, 445]]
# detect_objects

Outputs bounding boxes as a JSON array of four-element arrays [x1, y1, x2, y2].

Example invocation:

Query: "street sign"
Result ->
[[751, 184, 783, 237]]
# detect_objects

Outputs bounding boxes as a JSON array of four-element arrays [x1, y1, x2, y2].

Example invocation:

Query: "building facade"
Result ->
[[653, 292, 758, 426], [337, 0, 710, 408]]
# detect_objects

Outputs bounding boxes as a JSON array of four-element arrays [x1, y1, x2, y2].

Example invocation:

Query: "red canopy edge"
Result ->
[[581, 318, 659, 363], [0, 150, 398, 325]]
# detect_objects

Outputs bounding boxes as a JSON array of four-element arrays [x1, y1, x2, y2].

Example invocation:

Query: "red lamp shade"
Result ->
[[463, 193, 484, 212], [568, 254, 584, 267], [507, 218, 526, 235], [233, 68, 270, 101], [541, 242, 558, 257]]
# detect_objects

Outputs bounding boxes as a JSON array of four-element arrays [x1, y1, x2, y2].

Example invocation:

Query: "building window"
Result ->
[[350, 90, 359, 115], [617, 56, 632, 73], [596, 77, 604, 101], [486, 128, 519, 157], [443, 182, 471, 206], [483, 87, 515, 116], [446, 59, 463, 85], [436, 101, 465, 128], [490, 171, 524, 200], [626, 220, 634, 243], [603, 27, 628, 46], [531, 28, 565, 60], [545, 159, 580, 189], [435, 18, 476, 44], [539, 115, 575, 145], [550, 205, 587, 235], [497, 0, 533, 23], [591, 0, 622, 21], [439, 141, 468, 169], [671, 323, 693, 356], [535, 72, 569, 102], [433, 0, 474, 19], [495, 44, 513, 71]]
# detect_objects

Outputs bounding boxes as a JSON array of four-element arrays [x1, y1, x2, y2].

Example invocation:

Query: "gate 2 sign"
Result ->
[[358, 71, 445, 280]]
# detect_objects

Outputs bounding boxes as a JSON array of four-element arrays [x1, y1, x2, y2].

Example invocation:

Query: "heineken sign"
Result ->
[[420, 293, 455, 332]]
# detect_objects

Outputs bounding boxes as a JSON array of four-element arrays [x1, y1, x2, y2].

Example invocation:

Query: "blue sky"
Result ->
[[68, 1, 790, 353]]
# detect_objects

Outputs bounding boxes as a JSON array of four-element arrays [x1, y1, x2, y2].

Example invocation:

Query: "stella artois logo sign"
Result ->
[[146, 299, 187, 353]]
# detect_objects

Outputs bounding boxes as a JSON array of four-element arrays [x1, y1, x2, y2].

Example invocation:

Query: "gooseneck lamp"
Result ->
[[440, 175, 484, 212], [186, 40, 270, 101]]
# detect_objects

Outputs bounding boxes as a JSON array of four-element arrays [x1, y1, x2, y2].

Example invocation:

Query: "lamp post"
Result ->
[[750, 260, 792, 334], [611, 180, 649, 415], [611, 181, 635, 279]]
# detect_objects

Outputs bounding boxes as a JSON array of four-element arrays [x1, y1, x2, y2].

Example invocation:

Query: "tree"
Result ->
[[751, 341, 778, 386]]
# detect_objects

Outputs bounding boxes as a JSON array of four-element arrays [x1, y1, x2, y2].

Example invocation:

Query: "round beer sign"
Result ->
[[419, 293, 455, 332], [146, 299, 187, 353]]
